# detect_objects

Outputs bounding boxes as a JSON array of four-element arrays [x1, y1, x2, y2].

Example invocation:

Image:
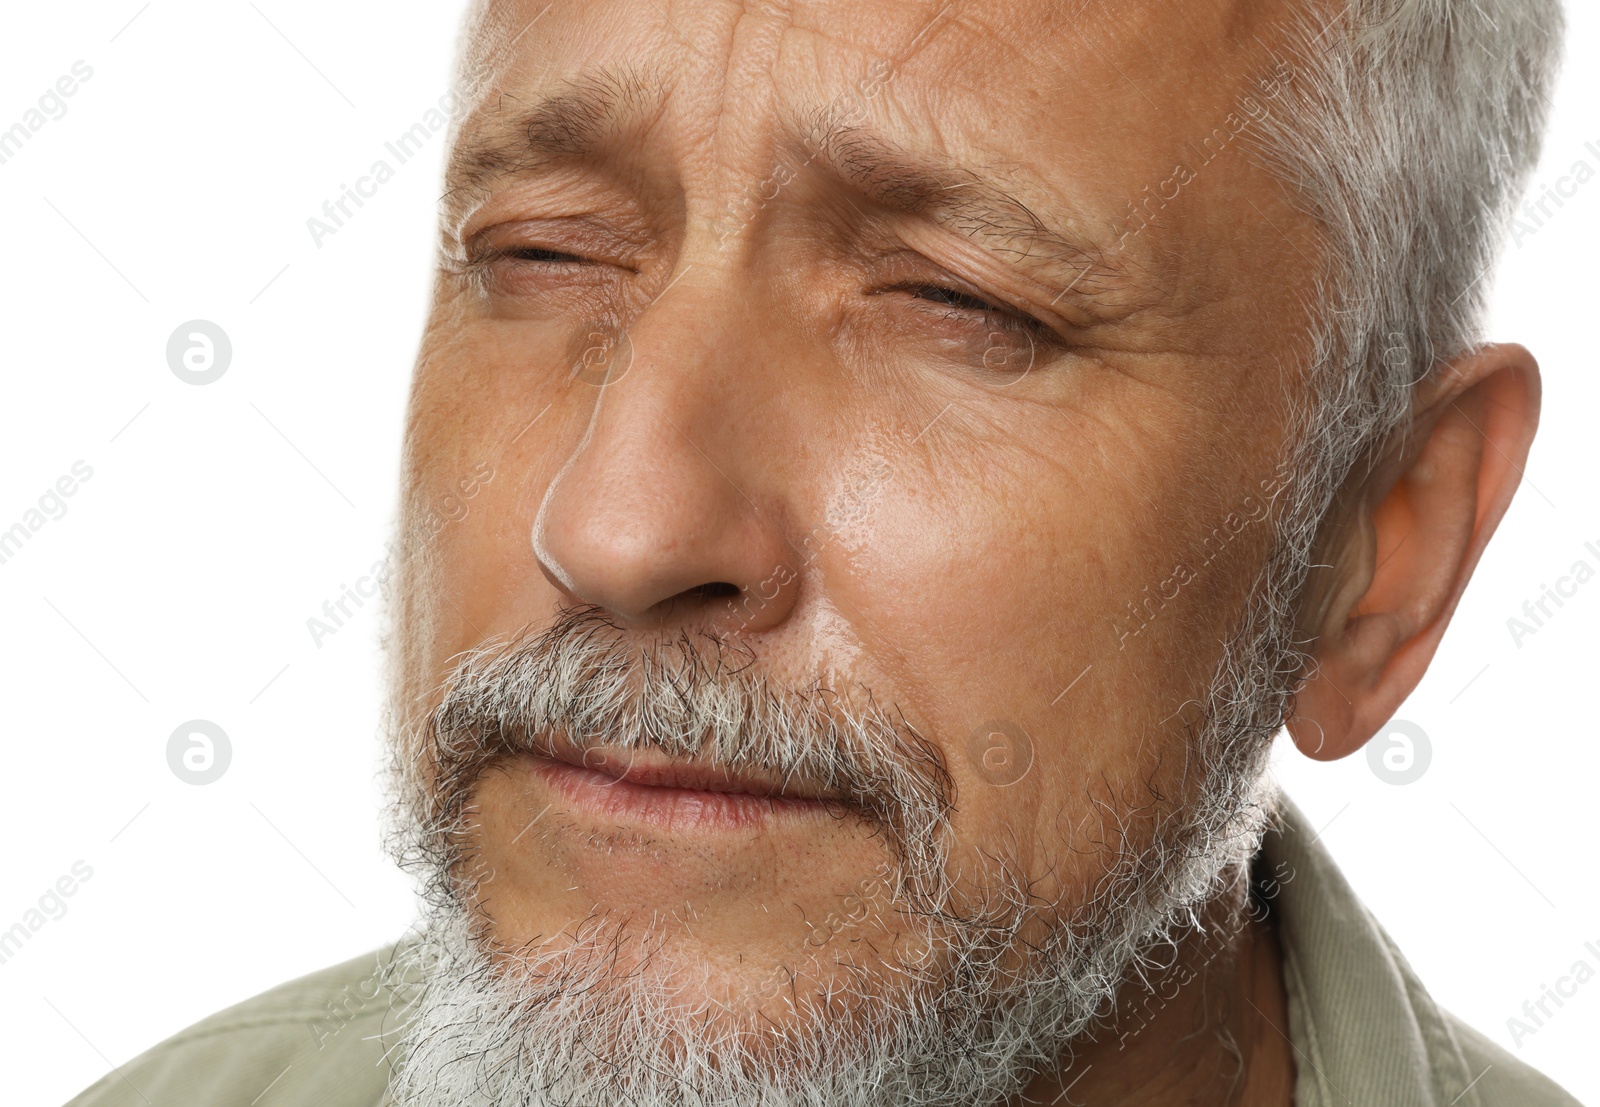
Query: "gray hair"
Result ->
[[1215, 0, 1565, 738], [1262, 0, 1563, 522]]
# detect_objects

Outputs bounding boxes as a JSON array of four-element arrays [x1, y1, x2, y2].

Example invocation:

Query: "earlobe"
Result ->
[[1285, 343, 1541, 763], [1285, 506, 1376, 760]]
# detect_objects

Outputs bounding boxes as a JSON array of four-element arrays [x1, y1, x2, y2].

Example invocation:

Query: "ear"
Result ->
[[1286, 343, 1541, 761]]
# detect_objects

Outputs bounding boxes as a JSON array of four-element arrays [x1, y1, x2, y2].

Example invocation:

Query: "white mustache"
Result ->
[[397, 605, 954, 901]]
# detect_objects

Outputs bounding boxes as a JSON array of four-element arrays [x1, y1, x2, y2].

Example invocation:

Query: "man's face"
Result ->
[[392, 0, 1315, 1091]]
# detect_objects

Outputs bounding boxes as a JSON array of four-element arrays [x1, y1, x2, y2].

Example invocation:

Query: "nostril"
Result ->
[[655, 581, 744, 624], [684, 581, 741, 600]]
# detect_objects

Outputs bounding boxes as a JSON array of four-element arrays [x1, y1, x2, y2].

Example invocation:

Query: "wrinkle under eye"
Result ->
[[455, 236, 626, 318]]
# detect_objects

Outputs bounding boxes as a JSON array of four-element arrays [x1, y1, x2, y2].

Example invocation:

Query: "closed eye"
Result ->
[[887, 281, 1055, 343], [903, 283, 1004, 313], [456, 240, 611, 297], [502, 246, 589, 264]]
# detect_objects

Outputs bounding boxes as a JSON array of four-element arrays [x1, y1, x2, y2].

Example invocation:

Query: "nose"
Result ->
[[531, 281, 800, 634]]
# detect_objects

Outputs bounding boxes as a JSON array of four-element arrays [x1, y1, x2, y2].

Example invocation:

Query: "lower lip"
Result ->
[[521, 754, 833, 832]]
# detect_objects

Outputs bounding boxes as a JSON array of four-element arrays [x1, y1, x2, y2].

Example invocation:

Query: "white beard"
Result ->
[[383, 794, 1264, 1107], [382, 561, 1296, 1106], [383, 749, 1275, 1103]]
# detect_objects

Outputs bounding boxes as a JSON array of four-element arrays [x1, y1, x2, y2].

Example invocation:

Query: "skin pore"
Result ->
[[390, 0, 1541, 1103]]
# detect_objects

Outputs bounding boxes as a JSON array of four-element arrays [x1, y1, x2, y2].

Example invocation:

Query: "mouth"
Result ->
[[519, 744, 847, 833]]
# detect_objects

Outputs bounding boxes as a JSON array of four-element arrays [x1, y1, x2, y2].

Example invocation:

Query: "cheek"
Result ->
[[817, 424, 1266, 908], [399, 339, 582, 674], [411, 455, 580, 676]]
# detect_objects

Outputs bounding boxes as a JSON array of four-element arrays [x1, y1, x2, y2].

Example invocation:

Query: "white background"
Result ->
[[0, 2, 1594, 1104]]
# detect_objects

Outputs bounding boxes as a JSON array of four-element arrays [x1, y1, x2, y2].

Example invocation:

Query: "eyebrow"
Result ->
[[445, 68, 1143, 317], [799, 118, 1137, 315], [445, 67, 666, 196]]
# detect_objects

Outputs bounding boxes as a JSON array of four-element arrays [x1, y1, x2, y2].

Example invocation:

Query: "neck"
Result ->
[[1013, 869, 1296, 1107]]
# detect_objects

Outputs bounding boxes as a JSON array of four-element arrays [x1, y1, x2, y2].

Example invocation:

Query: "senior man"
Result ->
[[71, 0, 1578, 1104]]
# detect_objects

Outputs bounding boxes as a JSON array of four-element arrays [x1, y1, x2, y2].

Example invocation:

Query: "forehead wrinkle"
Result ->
[[438, 47, 1156, 317], [799, 116, 1139, 314], [445, 64, 669, 196]]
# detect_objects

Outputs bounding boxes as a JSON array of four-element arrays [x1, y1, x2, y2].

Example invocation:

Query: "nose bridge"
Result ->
[[532, 268, 798, 631], [575, 264, 756, 485]]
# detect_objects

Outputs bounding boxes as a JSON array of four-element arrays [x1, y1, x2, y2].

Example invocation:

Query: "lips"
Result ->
[[553, 744, 833, 796], [521, 744, 844, 832]]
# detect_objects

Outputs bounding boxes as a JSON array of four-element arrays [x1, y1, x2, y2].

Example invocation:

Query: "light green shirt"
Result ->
[[65, 796, 1583, 1106]]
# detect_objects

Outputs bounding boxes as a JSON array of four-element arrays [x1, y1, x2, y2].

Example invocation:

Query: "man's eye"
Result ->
[[502, 246, 588, 265], [894, 282, 1051, 339], [906, 284, 1003, 313], [458, 241, 611, 302]]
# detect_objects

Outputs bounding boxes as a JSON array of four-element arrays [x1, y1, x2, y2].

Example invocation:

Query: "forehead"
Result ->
[[448, 0, 1314, 360], [459, 0, 1286, 168]]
